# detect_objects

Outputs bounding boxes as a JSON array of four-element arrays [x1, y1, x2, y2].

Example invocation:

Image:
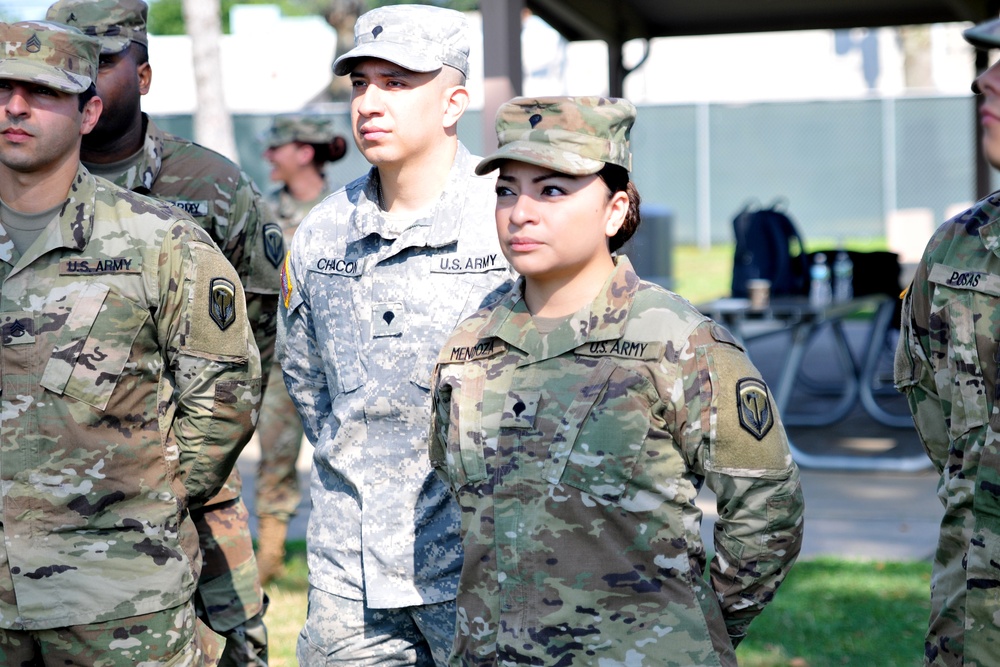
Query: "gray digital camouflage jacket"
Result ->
[[278, 144, 512, 607], [431, 256, 804, 666]]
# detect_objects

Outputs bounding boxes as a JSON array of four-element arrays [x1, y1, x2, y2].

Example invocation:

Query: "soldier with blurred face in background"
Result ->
[[0, 19, 261, 666], [46, 1, 282, 664], [255, 113, 346, 586]]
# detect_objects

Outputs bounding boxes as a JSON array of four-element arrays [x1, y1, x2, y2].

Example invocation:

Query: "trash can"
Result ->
[[621, 203, 673, 290]]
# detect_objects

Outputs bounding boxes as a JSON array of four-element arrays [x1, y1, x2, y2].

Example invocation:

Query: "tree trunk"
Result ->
[[181, 0, 240, 163], [897, 25, 934, 90], [318, 0, 366, 102]]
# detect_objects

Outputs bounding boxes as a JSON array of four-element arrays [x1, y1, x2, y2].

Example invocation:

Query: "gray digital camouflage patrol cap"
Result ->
[[46, 0, 149, 56], [475, 96, 636, 176], [0, 20, 100, 94], [965, 16, 1000, 49], [333, 4, 470, 78], [265, 114, 340, 148]]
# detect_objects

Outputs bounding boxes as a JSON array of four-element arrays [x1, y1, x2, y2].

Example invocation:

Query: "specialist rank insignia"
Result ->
[[209, 277, 237, 330], [736, 377, 773, 440], [263, 222, 285, 268]]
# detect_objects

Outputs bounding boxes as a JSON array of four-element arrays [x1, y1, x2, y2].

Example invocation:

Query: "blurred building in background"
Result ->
[[0, 2, 990, 248]]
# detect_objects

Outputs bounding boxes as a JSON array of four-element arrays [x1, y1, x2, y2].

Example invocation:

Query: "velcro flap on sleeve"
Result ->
[[187, 245, 249, 361], [707, 344, 792, 474]]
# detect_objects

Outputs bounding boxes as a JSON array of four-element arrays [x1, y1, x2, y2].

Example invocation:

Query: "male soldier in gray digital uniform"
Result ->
[[46, 1, 281, 665], [277, 4, 512, 665], [896, 15, 1000, 667]]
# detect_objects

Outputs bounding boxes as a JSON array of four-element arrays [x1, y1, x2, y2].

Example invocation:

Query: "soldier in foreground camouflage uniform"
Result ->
[[45, 1, 279, 664], [895, 17, 1000, 667], [430, 96, 805, 666], [277, 5, 511, 665], [254, 114, 346, 585], [0, 20, 261, 665]]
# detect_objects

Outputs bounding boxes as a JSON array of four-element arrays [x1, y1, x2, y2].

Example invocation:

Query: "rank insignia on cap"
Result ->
[[209, 277, 237, 331], [263, 222, 284, 268], [736, 377, 773, 440], [27, 33, 42, 52]]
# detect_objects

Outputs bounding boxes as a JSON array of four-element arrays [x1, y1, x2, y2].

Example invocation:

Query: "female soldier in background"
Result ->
[[256, 114, 346, 584], [430, 96, 805, 666]]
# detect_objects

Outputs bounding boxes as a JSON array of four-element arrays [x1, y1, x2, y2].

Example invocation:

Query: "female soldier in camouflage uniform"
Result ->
[[430, 96, 805, 666], [255, 114, 346, 585]]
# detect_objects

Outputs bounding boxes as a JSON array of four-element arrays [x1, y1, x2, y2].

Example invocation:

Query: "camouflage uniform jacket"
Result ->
[[431, 257, 804, 666], [0, 167, 262, 630], [278, 143, 512, 607], [267, 182, 333, 241], [895, 195, 1000, 666], [87, 115, 274, 631], [91, 114, 281, 383]]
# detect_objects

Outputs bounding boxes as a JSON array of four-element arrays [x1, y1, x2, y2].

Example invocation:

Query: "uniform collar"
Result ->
[[481, 255, 641, 361], [351, 142, 480, 248], [0, 166, 96, 272], [108, 113, 164, 194]]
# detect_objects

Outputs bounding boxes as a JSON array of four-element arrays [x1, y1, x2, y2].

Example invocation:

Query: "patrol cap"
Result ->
[[965, 16, 1000, 50], [46, 0, 149, 55], [475, 96, 636, 176], [265, 114, 340, 148], [333, 4, 470, 78], [0, 21, 100, 94]]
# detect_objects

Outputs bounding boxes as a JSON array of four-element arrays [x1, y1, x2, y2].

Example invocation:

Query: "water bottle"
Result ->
[[809, 252, 832, 307], [833, 250, 854, 302]]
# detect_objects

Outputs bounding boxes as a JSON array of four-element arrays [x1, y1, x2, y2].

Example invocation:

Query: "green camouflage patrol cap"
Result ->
[[0, 21, 99, 94], [965, 16, 1000, 49], [265, 114, 340, 148], [475, 96, 636, 176], [46, 0, 148, 55], [333, 4, 469, 78]]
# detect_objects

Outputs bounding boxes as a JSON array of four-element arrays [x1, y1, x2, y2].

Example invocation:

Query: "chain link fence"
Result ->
[[155, 93, 988, 253]]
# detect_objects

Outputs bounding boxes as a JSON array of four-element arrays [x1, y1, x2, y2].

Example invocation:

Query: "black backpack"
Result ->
[[731, 200, 809, 298]]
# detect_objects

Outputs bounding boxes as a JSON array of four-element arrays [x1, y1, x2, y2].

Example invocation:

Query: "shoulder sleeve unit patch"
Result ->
[[262, 222, 285, 269], [736, 377, 773, 440]]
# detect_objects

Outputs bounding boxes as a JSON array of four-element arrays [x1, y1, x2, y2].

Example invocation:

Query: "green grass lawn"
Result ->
[[263, 544, 932, 666]]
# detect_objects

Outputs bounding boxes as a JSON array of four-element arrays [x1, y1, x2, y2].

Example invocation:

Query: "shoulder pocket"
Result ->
[[185, 245, 250, 362]]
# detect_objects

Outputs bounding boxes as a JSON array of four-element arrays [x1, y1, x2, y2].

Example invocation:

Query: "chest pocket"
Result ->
[[309, 269, 366, 394], [408, 273, 510, 391], [40, 282, 150, 411], [928, 284, 990, 439], [542, 358, 656, 502], [446, 364, 489, 489]]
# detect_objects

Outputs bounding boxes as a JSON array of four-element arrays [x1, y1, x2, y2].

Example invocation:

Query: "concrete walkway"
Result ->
[[237, 319, 944, 563]]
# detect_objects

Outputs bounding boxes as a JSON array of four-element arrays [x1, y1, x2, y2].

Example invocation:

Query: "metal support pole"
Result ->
[[481, 0, 523, 153]]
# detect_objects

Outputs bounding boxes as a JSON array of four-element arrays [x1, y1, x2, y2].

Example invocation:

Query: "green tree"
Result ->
[[149, 0, 329, 35]]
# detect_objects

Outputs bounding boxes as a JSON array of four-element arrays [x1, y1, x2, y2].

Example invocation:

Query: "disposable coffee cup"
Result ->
[[747, 279, 771, 309]]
